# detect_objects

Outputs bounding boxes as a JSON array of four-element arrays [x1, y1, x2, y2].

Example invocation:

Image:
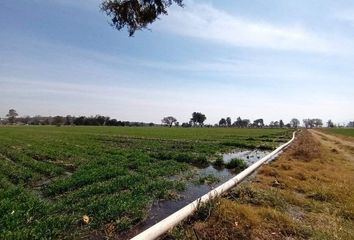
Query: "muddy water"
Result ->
[[122, 149, 270, 238]]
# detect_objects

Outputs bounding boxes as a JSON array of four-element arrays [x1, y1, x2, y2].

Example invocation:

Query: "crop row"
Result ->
[[0, 126, 293, 238]]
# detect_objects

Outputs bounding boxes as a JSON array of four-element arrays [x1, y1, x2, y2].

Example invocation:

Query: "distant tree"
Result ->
[[279, 120, 284, 128], [290, 118, 300, 128], [253, 119, 264, 128], [52, 116, 64, 126], [101, 0, 184, 36], [30, 115, 41, 125], [161, 116, 177, 127], [226, 117, 232, 127], [241, 119, 250, 128], [233, 117, 250, 128], [107, 118, 118, 126], [327, 120, 334, 128], [219, 118, 227, 127], [347, 121, 354, 128], [181, 122, 191, 128], [95, 115, 107, 126], [22, 116, 31, 125], [64, 115, 74, 125], [303, 118, 322, 128], [269, 121, 277, 128], [43, 118, 51, 125], [191, 112, 206, 126], [6, 109, 18, 124], [74, 116, 86, 125], [303, 119, 312, 128], [233, 117, 242, 128], [269, 121, 274, 128], [313, 119, 323, 128]]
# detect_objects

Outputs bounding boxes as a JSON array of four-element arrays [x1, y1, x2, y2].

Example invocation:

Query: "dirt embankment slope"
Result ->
[[172, 130, 354, 239]]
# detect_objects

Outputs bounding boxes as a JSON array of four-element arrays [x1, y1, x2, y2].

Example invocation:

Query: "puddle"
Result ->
[[223, 149, 268, 165], [120, 149, 270, 239]]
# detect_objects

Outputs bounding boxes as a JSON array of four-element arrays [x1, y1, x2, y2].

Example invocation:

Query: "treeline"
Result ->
[[1, 109, 353, 128], [348, 121, 354, 127], [1, 110, 155, 127], [217, 117, 297, 128]]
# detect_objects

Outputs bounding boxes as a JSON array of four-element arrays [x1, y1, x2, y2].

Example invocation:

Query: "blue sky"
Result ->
[[1, 0, 354, 124]]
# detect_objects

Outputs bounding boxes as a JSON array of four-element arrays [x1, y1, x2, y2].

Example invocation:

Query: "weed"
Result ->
[[212, 156, 224, 168], [225, 158, 247, 170], [195, 174, 220, 185]]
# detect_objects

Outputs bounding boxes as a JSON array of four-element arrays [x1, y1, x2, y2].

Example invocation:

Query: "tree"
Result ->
[[242, 119, 250, 128], [22, 116, 31, 125], [253, 119, 264, 128], [64, 115, 74, 125], [74, 116, 86, 125], [303, 118, 323, 128], [303, 119, 312, 128], [6, 109, 18, 124], [101, 0, 184, 36], [290, 118, 300, 128], [181, 122, 191, 128], [52, 116, 65, 126], [107, 118, 118, 126], [95, 115, 108, 126], [279, 120, 284, 128], [313, 119, 323, 128], [233, 117, 250, 128], [190, 112, 206, 126], [226, 117, 231, 127], [273, 121, 280, 128], [327, 120, 334, 128], [31, 115, 41, 125], [233, 117, 243, 128], [219, 118, 226, 127], [161, 116, 177, 127], [269, 121, 274, 128]]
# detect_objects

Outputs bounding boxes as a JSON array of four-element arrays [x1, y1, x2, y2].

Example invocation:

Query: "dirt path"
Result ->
[[310, 129, 354, 148], [310, 129, 354, 162]]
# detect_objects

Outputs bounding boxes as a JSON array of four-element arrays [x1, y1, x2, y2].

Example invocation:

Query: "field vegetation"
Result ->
[[0, 126, 292, 238], [173, 129, 354, 239], [322, 128, 354, 138]]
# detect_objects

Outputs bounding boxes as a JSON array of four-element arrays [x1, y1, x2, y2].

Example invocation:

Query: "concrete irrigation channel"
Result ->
[[130, 131, 297, 240]]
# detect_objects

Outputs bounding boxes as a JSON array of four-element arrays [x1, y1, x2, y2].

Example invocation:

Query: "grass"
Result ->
[[195, 174, 220, 185], [225, 158, 248, 170], [173, 130, 354, 239], [0, 126, 292, 239], [322, 128, 354, 138]]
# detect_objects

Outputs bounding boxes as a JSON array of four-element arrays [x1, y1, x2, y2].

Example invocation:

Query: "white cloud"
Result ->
[[156, 2, 336, 53]]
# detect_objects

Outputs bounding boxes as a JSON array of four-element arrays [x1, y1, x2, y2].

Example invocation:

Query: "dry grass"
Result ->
[[168, 130, 354, 239]]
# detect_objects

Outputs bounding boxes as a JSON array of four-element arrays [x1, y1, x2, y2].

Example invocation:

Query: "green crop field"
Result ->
[[322, 128, 354, 138], [0, 126, 292, 239]]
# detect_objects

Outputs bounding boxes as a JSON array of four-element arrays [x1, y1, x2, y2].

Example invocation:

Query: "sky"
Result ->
[[1, 0, 354, 125]]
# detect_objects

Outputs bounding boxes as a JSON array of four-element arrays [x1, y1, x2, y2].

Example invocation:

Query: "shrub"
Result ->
[[226, 158, 248, 170], [213, 156, 224, 168]]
